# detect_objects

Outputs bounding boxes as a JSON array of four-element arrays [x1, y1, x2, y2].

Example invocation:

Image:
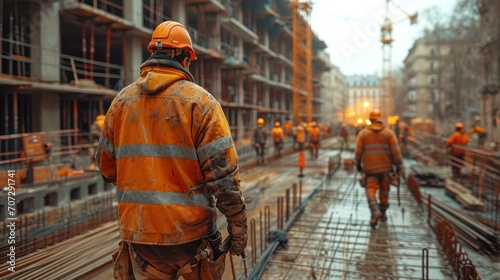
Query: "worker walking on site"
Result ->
[[95, 21, 247, 280], [447, 122, 469, 180], [467, 118, 487, 146], [253, 117, 268, 164], [90, 114, 105, 143], [340, 124, 349, 151], [272, 121, 285, 158], [355, 110, 403, 228], [309, 122, 321, 159]]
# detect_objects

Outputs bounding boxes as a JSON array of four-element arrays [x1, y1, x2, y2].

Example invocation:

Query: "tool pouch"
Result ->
[[112, 241, 135, 280], [199, 235, 227, 280]]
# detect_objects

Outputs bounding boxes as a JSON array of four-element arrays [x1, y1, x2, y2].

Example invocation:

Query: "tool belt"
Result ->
[[130, 231, 229, 280]]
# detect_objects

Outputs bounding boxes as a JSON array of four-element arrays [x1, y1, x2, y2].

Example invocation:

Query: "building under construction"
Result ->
[[0, 0, 331, 144]]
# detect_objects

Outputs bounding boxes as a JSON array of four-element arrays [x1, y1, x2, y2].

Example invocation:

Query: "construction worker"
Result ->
[[340, 124, 349, 150], [272, 121, 285, 158], [253, 117, 268, 164], [467, 119, 487, 146], [95, 21, 247, 280], [355, 109, 403, 228], [309, 122, 321, 159], [283, 119, 293, 137], [90, 114, 105, 143], [295, 124, 306, 151], [447, 122, 469, 179]]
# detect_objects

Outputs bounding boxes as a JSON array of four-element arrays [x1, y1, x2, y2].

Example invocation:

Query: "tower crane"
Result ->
[[381, 0, 417, 120], [291, 0, 313, 125]]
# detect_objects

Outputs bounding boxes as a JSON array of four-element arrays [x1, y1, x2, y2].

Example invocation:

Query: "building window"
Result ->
[[430, 62, 434, 70], [430, 48, 436, 56]]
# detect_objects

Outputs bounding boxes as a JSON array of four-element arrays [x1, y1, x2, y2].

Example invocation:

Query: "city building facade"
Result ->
[[345, 74, 381, 125]]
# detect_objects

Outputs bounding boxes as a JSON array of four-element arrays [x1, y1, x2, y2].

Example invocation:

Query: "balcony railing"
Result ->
[[60, 54, 124, 91], [78, 0, 124, 18], [143, 2, 171, 30], [187, 26, 210, 50]]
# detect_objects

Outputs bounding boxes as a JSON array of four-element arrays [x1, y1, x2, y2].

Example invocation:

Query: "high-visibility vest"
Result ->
[[272, 127, 284, 142], [310, 127, 320, 142], [96, 62, 243, 245], [447, 131, 469, 156], [355, 123, 403, 174]]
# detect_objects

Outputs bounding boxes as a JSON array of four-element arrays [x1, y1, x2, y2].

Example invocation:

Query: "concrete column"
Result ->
[[30, 2, 60, 82], [172, 1, 187, 24], [32, 92, 60, 132], [124, 33, 144, 84], [123, 0, 142, 27]]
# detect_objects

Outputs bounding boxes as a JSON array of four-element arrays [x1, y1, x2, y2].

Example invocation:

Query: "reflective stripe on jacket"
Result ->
[[355, 122, 402, 174], [95, 56, 244, 245]]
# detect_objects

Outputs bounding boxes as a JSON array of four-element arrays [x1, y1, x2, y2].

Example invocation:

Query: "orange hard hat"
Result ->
[[147, 21, 197, 61], [257, 118, 265, 126], [455, 122, 464, 129], [274, 122, 280, 127], [369, 109, 382, 120]]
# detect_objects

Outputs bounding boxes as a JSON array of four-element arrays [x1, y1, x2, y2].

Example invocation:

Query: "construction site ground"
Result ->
[[3, 137, 500, 279]]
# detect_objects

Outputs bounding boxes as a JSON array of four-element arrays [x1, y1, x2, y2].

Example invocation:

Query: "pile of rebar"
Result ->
[[425, 196, 500, 256]]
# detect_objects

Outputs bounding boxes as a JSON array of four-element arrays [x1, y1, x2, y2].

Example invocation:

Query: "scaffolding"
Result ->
[[291, 0, 313, 125]]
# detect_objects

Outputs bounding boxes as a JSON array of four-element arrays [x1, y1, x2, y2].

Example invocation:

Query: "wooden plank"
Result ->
[[456, 192, 485, 211]]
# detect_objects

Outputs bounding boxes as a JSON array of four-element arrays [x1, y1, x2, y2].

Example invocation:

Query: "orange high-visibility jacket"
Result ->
[[283, 121, 293, 135], [309, 127, 321, 142], [95, 57, 245, 245], [467, 125, 485, 135], [447, 131, 469, 156], [272, 127, 284, 142], [355, 122, 403, 174], [296, 127, 306, 143]]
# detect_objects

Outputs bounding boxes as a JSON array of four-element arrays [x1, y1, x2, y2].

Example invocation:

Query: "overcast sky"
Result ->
[[310, 0, 458, 76]]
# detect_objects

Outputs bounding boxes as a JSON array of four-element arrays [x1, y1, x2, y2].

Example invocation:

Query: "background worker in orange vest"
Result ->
[[295, 124, 306, 151], [272, 121, 285, 158], [447, 122, 469, 179], [467, 117, 487, 146], [90, 114, 105, 143], [309, 122, 321, 159], [253, 117, 268, 164], [355, 110, 403, 228], [95, 21, 247, 280]]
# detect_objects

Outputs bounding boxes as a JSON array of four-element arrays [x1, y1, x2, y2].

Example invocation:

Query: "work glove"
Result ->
[[396, 164, 405, 178], [356, 162, 362, 173], [226, 209, 248, 255]]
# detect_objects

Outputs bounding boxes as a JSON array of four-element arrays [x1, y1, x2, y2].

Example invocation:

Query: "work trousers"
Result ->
[[450, 153, 465, 179], [365, 173, 390, 205]]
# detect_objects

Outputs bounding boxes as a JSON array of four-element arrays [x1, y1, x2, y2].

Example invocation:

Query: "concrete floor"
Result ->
[[8, 137, 499, 279]]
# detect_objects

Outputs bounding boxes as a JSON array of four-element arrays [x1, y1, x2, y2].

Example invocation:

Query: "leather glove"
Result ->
[[226, 209, 248, 255], [356, 162, 362, 173], [396, 164, 405, 178]]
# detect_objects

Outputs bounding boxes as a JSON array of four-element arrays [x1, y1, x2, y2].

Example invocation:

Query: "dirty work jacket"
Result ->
[[447, 131, 469, 156], [355, 122, 402, 175], [95, 55, 245, 245]]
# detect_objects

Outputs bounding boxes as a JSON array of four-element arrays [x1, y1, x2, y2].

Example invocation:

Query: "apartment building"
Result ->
[[403, 29, 482, 134], [479, 0, 500, 146], [0, 0, 331, 151], [322, 62, 346, 125], [345, 74, 381, 125]]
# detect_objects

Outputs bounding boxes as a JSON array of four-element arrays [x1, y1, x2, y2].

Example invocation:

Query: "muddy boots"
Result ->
[[379, 203, 389, 222], [369, 200, 382, 228]]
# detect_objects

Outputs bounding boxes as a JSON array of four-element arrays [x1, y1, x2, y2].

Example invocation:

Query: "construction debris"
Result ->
[[445, 179, 485, 211], [409, 164, 445, 187]]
